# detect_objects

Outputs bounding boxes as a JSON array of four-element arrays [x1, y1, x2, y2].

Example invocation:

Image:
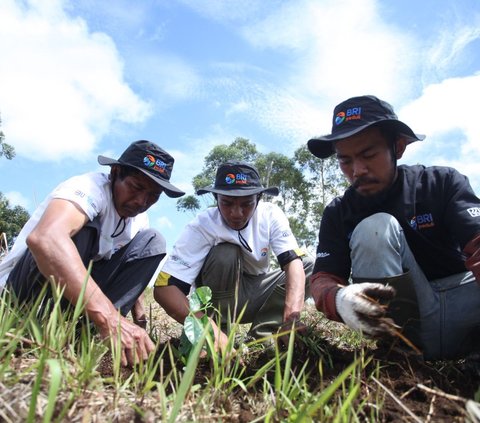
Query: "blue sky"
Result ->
[[1, 0, 480, 249]]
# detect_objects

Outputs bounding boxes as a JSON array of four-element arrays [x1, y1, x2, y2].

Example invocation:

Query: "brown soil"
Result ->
[[96, 303, 480, 422]]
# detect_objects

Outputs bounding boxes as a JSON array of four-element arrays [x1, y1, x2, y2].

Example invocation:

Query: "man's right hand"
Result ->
[[99, 314, 156, 367], [335, 282, 397, 337]]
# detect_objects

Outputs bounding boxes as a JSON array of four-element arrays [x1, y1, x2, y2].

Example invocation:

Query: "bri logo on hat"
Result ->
[[345, 107, 362, 122], [143, 155, 167, 174], [225, 173, 248, 185]]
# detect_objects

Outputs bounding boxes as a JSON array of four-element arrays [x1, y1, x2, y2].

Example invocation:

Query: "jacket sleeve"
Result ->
[[310, 271, 347, 322], [464, 233, 480, 283]]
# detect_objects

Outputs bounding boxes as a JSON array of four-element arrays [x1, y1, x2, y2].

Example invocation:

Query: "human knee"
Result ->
[[205, 242, 242, 268], [350, 213, 402, 253], [130, 228, 166, 258]]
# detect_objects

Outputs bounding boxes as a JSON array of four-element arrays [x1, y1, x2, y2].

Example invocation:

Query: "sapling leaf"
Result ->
[[184, 315, 206, 345], [188, 291, 202, 312], [196, 286, 212, 305]]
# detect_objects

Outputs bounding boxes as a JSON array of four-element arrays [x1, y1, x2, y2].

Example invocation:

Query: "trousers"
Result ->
[[196, 242, 314, 338], [350, 212, 480, 359], [7, 219, 165, 316]]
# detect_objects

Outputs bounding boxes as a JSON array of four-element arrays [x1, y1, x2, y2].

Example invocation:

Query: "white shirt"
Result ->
[[161, 201, 299, 285], [0, 172, 149, 288]]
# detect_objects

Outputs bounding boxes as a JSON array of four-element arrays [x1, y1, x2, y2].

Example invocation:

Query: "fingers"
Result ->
[[116, 318, 155, 367], [362, 283, 396, 301]]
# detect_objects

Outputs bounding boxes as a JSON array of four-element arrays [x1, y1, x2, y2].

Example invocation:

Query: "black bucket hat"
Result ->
[[307, 95, 426, 159], [197, 161, 279, 197], [98, 140, 185, 198]]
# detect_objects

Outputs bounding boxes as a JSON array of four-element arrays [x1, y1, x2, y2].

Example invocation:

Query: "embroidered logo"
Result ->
[[467, 207, 480, 217], [409, 213, 435, 230], [143, 155, 167, 174], [261, 247, 268, 257], [225, 173, 248, 185], [316, 252, 330, 258]]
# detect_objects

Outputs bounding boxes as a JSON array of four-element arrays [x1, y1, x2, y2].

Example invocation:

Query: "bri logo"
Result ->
[[225, 172, 248, 185], [334, 111, 346, 125], [261, 247, 268, 257], [144, 155, 167, 174], [345, 107, 362, 121], [409, 213, 435, 230]]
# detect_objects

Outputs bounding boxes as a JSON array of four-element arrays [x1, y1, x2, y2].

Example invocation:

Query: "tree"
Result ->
[[0, 114, 15, 160], [177, 137, 317, 246], [294, 145, 347, 236], [0, 192, 30, 251]]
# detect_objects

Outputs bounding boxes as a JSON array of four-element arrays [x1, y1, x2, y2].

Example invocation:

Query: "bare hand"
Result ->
[[99, 314, 155, 367], [277, 319, 308, 350], [132, 295, 148, 329]]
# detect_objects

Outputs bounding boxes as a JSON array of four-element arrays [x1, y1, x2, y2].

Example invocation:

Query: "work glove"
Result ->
[[335, 282, 397, 337]]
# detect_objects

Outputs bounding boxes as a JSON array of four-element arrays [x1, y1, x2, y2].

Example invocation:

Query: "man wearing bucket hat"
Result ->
[[0, 140, 184, 366], [307, 95, 480, 360], [153, 161, 313, 351]]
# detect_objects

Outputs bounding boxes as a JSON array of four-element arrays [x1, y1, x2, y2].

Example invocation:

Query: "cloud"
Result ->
[[0, 0, 151, 161], [155, 216, 173, 229], [4, 191, 31, 210], [400, 73, 480, 192]]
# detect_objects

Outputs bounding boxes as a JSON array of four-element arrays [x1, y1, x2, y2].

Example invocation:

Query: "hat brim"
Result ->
[[98, 155, 185, 198], [307, 119, 425, 159], [196, 186, 279, 197]]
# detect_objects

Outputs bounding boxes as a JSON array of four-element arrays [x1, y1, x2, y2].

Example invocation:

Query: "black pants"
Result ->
[[7, 220, 165, 316]]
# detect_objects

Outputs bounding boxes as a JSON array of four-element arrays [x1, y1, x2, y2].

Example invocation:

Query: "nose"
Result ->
[[352, 159, 367, 178], [230, 204, 243, 218], [134, 192, 149, 208]]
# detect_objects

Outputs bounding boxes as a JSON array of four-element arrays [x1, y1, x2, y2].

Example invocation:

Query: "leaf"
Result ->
[[195, 286, 212, 305], [188, 291, 202, 312], [183, 315, 206, 345]]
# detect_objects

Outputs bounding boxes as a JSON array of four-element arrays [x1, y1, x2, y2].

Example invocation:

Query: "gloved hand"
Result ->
[[335, 282, 397, 337]]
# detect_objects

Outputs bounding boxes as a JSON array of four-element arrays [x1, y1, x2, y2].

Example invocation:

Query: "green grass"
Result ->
[[0, 285, 472, 422]]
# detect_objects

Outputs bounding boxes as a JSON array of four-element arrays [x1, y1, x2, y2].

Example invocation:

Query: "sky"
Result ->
[[1, 0, 480, 249]]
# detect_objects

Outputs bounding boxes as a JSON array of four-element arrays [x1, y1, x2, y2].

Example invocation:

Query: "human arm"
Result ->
[[153, 278, 230, 353], [464, 233, 480, 282], [26, 198, 154, 366], [310, 271, 396, 337], [282, 257, 306, 322]]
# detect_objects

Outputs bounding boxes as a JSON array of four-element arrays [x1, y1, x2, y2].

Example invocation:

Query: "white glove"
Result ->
[[335, 282, 397, 337]]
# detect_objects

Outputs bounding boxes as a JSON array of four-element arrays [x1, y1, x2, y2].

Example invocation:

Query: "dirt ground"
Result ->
[[97, 304, 480, 422]]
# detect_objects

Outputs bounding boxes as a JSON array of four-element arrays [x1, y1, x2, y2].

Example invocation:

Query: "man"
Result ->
[[307, 95, 480, 360], [0, 140, 184, 366], [153, 161, 313, 351]]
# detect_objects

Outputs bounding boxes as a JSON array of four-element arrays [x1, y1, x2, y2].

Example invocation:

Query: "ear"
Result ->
[[395, 137, 408, 159]]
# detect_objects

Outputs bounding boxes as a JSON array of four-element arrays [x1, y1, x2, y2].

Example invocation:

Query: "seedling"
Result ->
[[178, 286, 214, 361]]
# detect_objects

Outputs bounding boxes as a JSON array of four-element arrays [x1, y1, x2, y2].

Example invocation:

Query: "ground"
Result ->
[[95, 302, 480, 422]]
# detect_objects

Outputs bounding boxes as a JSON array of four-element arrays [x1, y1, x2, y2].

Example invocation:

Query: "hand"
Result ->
[[335, 282, 397, 337], [277, 318, 307, 350], [99, 313, 156, 367], [132, 295, 148, 329]]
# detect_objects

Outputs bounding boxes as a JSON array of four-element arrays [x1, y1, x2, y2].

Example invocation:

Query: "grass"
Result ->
[[0, 285, 476, 422]]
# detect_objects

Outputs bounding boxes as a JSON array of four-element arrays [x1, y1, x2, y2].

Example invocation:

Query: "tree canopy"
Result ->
[[0, 114, 15, 160], [177, 137, 346, 248], [0, 192, 30, 252]]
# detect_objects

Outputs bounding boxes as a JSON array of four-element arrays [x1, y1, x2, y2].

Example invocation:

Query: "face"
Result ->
[[112, 168, 163, 218], [217, 194, 258, 230], [334, 126, 405, 197]]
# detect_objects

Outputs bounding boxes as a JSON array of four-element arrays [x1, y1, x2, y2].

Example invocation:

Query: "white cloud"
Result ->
[[401, 73, 480, 192], [0, 0, 151, 161], [4, 191, 31, 210], [155, 216, 173, 229]]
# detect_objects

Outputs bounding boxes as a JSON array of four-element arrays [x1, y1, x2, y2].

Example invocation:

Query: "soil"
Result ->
[[96, 305, 480, 422]]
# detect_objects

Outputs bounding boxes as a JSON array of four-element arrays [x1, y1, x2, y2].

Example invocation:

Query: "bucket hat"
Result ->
[[307, 95, 425, 159], [197, 161, 279, 197], [98, 140, 185, 198]]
